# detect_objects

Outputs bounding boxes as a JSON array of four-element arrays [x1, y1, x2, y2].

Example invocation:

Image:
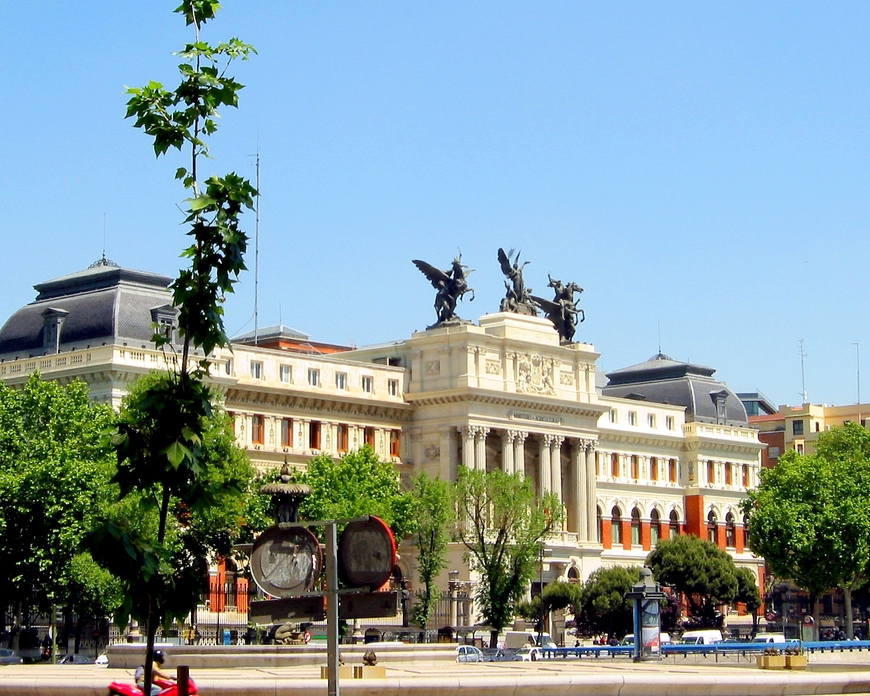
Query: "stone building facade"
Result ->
[[0, 261, 765, 606]]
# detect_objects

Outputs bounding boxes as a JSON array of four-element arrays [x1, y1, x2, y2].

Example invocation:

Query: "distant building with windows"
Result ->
[[0, 260, 765, 635]]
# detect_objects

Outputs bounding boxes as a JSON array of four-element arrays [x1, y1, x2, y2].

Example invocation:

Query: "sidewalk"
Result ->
[[0, 653, 868, 696]]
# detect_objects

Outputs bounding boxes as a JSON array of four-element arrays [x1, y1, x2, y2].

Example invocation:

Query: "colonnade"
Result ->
[[457, 425, 598, 541]]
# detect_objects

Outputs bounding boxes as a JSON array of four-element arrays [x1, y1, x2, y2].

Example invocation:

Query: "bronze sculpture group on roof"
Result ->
[[412, 248, 585, 343]]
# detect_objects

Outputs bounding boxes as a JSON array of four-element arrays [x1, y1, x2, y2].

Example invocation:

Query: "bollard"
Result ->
[[177, 665, 189, 696]]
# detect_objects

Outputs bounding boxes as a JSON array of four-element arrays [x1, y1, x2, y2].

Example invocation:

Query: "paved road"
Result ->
[[1, 652, 868, 696]]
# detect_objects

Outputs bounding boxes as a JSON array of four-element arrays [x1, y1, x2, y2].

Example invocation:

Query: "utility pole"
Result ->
[[799, 340, 808, 404]]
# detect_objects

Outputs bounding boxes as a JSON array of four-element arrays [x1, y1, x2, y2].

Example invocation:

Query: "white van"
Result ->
[[680, 630, 723, 645], [504, 631, 557, 649], [751, 633, 786, 644]]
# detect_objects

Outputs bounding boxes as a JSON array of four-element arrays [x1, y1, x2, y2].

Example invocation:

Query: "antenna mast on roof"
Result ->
[[253, 145, 260, 347], [799, 339, 808, 404]]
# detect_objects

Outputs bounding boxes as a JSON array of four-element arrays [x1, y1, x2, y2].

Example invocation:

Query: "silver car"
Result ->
[[455, 645, 485, 663]]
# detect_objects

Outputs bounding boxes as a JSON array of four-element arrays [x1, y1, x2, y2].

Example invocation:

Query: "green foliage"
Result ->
[[573, 566, 640, 638], [87, 372, 254, 629], [408, 473, 451, 628], [452, 467, 562, 645], [646, 534, 738, 624], [299, 446, 415, 539], [105, 3, 256, 690], [516, 581, 582, 632], [124, 1, 256, 358], [0, 375, 116, 615], [744, 423, 870, 635], [734, 567, 762, 613]]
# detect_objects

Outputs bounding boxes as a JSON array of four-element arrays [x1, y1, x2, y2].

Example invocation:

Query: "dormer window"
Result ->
[[150, 304, 179, 343], [710, 389, 728, 424], [41, 307, 68, 354]]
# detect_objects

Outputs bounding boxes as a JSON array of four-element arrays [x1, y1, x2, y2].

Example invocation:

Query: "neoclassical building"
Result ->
[[0, 260, 765, 609]]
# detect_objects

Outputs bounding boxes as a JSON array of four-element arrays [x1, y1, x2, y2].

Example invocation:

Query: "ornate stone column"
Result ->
[[550, 435, 564, 505], [501, 430, 516, 475], [540, 435, 553, 493], [572, 441, 586, 539], [458, 426, 475, 470], [475, 426, 490, 471], [513, 430, 528, 478], [585, 440, 598, 542]]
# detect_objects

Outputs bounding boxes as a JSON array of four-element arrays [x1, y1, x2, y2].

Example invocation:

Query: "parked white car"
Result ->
[[455, 645, 485, 663]]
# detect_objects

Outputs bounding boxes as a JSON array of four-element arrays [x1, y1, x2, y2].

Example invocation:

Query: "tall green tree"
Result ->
[[408, 473, 451, 630], [298, 446, 414, 539], [572, 566, 640, 639], [452, 467, 562, 648], [0, 375, 116, 631], [87, 2, 257, 690], [734, 567, 762, 635], [744, 423, 870, 637], [646, 534, 738, 626]]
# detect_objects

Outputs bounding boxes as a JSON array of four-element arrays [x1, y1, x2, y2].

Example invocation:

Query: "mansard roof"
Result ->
[[0, 258, 175, 359], [602, 353, 748, 427]]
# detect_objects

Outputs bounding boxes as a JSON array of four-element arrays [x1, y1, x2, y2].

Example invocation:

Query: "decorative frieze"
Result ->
[[516, 354, 556, 396]]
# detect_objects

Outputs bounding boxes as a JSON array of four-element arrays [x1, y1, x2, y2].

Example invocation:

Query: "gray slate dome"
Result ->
[[0, 258, 178, 360], [602, 352, 748, 427]]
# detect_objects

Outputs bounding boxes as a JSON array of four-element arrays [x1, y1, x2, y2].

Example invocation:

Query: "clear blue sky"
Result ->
[[1, 1, 868, 409]]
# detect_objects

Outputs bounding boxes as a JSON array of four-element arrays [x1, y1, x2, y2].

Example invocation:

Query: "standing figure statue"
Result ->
[[497, 248, 537, 315], [531, 274, 585, 343], [413, 256, 475, 327]]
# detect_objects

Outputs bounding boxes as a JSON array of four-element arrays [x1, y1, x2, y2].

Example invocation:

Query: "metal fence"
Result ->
[[3, 579, 479, 656]]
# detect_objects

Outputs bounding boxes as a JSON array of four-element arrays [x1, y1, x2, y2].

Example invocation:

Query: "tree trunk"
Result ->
[[490, 628, 499, 649], [843, 586, 854, 639], [810, 593, 819, 641]]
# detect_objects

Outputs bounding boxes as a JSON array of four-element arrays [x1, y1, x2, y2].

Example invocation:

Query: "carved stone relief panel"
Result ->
[[485, 360, 502, 375], [516, 354, 556, 396], [425, 360, 441, 375]]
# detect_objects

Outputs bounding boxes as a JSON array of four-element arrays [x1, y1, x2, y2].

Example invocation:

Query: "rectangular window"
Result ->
[[361, 375, 374, 393], [666, 415, 675, 430], [609, 409, 618, 423], [279, 365, 291, 383], [309, 421, 322, 450], [707, 460, 715, 484], [743, 465, 750, 487], [647, 413, 656, 428], [365, 426, 376, 448], [650, 456, 658, 482], [337, 424, 349, 453], [252, 415, 264, 445], [669, 458, 677, 483], [388, 379, 399, 397], [225, 359, 233, 376], [631, 455, 639, 480], [611, 453, 620, 478], [725, 462, 733, 486], [251, 361, 263, 379], [335, 372, 347, 390], [792, 419, 804, 435], [280, 418, 293, 448], [308, 368, 320, 387], [628, 411, 637, 426], [389, 430, 401, 458]]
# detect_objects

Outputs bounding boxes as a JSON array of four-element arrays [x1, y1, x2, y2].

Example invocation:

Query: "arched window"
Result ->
[[650, 509, 661, 546], [631, 507, 641, 546], [707, 510, 718, 543], [567, 566, 580, 583], [669, 510, 679, 539], [725, 512, 736, 548], [611, 506, 622, 545], [596, 506, 603, 543]]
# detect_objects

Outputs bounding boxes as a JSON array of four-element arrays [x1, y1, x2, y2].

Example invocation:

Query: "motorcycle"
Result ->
[[107, 676, 198, 696]]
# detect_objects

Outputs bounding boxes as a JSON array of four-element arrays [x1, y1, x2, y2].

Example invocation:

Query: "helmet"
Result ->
[[152, 650, 166, 664]]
